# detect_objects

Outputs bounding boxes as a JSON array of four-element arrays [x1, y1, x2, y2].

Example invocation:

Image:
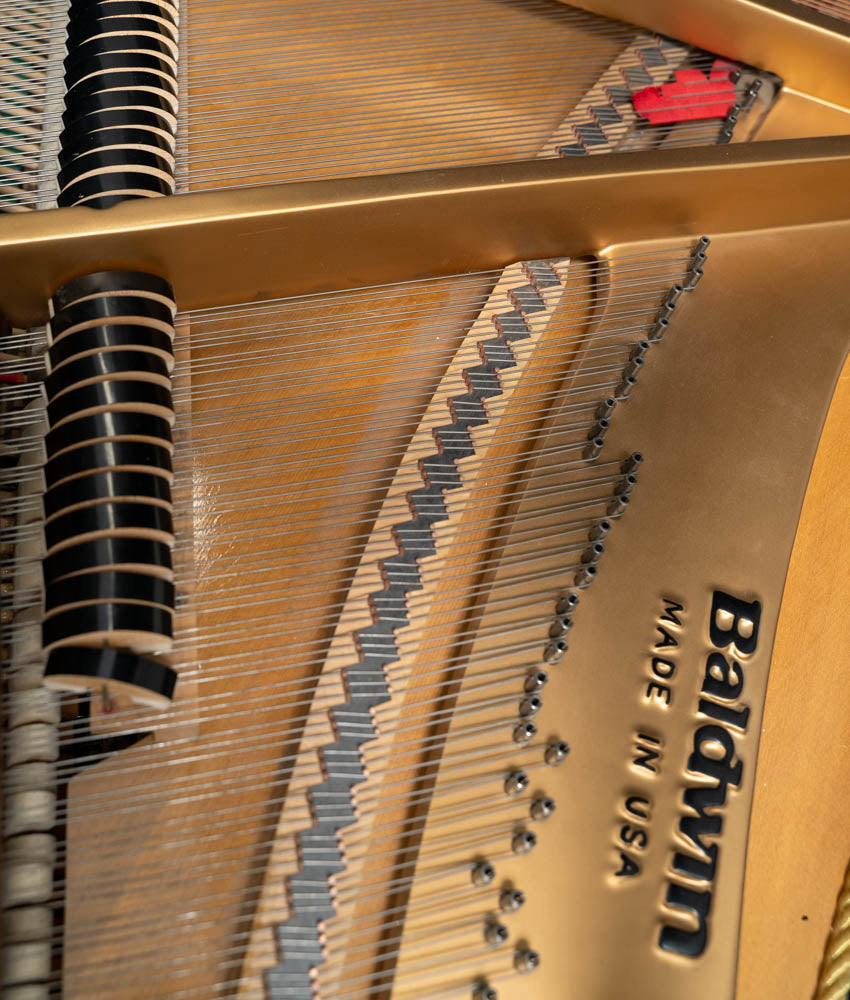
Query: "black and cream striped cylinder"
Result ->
[[57, 0, 180, 209]]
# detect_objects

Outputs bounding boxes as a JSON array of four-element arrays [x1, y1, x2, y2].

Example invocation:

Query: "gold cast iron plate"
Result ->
[[485, 226, 850, 999]]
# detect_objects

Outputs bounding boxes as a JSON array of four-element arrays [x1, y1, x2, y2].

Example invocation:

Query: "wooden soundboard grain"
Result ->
[[61, 283, 490, 999], [180, 1, 623, 191]]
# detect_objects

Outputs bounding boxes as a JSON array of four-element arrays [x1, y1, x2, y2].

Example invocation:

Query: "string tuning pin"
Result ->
[[595, 396, 616, 421], [647, 316, 669, 343], [484, 921, 510, 947], [513, 720, 537, 744], [555, 593, 579, 616], [574, 563, 596, 588], [519, 695, 542, 718], [473, 983, 498, 1000], [665, 284, 684, 309], [584, 415, 610, 460], [588, 417, 610, 439], [622, 355, 644, 382], [742, 77, 763, 110], [511, 829, 537, 855], [655, 303, 675, 325], [589, 518, 611, 542], [530, 796, 556, 821], [545, 740, 570, 765], [580, 542, 604, 565], [514, 947, 541, 973], [613, 373, 637, 401], [719, 104, 740, 144], [549, 614, 572, 639], [471, 860, 496, 887], [543, 638, 567, 664], [607, 493, 631, 517], [615, 473, 638, 497], [654, 285, 681, 324], [500, 888, 526, 913], [524, 669, 548, 693], [630, 340, 650, 362], [621, 452, 643, 476], [684, 265, 704, 291], [583, 434, 605, 462], [504, 769, 529, 796], [694, 236, 711, 256]]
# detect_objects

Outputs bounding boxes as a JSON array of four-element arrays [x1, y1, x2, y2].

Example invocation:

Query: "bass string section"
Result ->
[[0, 0, 780, 212], [0, 241, 706, 999]]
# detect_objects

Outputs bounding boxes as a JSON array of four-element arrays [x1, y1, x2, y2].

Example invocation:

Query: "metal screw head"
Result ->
[[473, 982, 497, 1000], [530, 796, 556, 821], [524, 669, 548, 693], [545, 740, 570, 766], [518, 695, 542, 718], [499, 888, 525, 913], [471, 860, 496, 887], [504, 769, 529, 796], [513, 720, 537, 744], [511, 829, 537, 855], [514, 947, 541, 973], [484, 921, 509, 947]]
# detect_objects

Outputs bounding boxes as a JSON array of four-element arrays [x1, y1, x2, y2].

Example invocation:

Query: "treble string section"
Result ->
[[252, 263, 604, 992], [333, 244, 708, 1000], [249, 258, 571, 997], [304, 264, 603, 1000], [0, 250, 696, 1000]]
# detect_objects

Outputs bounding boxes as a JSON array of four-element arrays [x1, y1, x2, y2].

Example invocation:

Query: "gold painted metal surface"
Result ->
[[560, 0, 850, 111], [4, 1, 850, 996], [379, 225, 850, 999], [1, 138, 850, 327], [754, 89, 850, 140]]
